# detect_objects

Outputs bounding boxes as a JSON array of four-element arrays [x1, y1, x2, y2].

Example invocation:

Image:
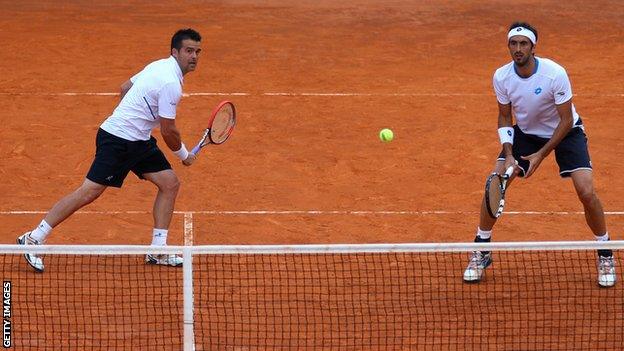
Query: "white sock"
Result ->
[[595, 232, 609, 242], [151, 228, 168, 246], [30, 220, 53, 242], [476, 227, 492, 240]]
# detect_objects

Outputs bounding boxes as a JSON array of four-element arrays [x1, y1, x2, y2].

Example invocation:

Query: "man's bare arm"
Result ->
[[120, 80, 133, 100]]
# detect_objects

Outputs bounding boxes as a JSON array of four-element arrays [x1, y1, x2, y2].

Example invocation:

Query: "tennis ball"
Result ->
[[379, 128, 394, 142]]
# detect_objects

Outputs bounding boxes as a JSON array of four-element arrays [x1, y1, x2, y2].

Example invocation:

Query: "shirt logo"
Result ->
[[557, 91, 566, 96], [534, 87, 542, 95]]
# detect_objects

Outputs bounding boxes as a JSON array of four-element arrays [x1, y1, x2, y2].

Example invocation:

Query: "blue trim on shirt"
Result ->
[[513, 57, 539, 78], [143, 97, 157, 120]]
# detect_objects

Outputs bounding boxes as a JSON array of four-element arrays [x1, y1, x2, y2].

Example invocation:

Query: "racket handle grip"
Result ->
[[504, 165, 515, 178], [191, 145, 201, 155]]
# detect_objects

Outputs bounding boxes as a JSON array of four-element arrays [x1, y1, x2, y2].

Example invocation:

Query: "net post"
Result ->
[[183, 246, 195, 351]]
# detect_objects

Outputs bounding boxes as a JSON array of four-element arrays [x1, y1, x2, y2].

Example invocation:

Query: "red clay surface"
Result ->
[[1, 1, 623, 349]]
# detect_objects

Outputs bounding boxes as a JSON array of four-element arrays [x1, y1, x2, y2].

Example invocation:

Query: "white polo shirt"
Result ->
[[493, 57, 580, 138], [100, 56, 184, 141]]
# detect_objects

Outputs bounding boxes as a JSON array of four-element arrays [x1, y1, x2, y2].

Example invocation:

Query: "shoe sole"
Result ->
[[16, 236, 44, 273], [146, 262, 183, 267], [463, 276, 483, 284], [598, 277, 616, 288]]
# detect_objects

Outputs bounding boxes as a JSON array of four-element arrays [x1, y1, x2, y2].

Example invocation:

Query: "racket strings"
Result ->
[[210, 106, 235, 144]]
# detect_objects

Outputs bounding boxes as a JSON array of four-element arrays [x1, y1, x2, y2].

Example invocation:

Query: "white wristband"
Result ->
[[498, 127, 514, 145], [173, 143, 189, 160]]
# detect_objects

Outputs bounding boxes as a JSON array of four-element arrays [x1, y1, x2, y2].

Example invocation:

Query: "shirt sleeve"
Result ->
[[552, 68, 573, 105], [129, 71, 142, 83], [493, 71, 510, 105], [158, 82, 182, 119]]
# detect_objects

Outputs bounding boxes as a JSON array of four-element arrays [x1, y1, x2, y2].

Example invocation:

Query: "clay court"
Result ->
[[1, 0, 623, 350]]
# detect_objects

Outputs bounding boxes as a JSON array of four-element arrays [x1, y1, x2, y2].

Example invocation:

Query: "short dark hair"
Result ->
[[508, 22, 538, 43], [171, 28, 201, 51]]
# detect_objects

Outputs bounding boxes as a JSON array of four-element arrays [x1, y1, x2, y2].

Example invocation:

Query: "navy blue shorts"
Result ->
[[86, 128, 172, 187], [497, 121, 592, 178]]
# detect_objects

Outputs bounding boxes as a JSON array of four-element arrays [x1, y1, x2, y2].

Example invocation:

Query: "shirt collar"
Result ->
[[513, 57, 539, 78], [168, 55, 184, 84]]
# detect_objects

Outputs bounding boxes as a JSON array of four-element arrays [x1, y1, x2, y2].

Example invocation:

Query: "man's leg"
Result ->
[[142, 169, 182, 267], [42, 179, 108, 229], [570, 169, 615, 287], [143, 169, 180, 230], [18, 179, 107, 272], [570, 170, 606, 236]]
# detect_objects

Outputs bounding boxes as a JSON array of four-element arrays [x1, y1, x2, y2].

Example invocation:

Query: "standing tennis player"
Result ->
[[17, 28, 202, 272], [462, 22, 616, 287]]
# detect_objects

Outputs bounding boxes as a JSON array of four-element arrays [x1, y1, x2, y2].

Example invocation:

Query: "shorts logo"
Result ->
[[534, 87, 542, 95], [105, 175, 114, 181]]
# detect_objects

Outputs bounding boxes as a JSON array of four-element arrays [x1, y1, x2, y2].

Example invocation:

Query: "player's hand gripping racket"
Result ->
[[191, 101, 236, 155], [484, 166, 515, 218]]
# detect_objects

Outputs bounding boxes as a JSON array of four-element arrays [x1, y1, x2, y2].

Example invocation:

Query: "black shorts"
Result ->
[[497, 121, 592, 178], [86, 128, 172, 187]]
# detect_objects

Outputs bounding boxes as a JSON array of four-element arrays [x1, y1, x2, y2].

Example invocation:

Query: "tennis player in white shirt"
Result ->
[[463, 22, 616, 287], [17, 29, 202, 272]]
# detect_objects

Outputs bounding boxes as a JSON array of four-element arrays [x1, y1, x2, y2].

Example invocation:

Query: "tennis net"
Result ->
[[1, 242, 623, 350]]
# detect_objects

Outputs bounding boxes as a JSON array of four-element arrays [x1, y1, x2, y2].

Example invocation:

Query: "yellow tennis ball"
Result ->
[[379, 128, 394, 142]]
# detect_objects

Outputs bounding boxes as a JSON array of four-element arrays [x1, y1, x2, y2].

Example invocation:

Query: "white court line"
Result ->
[[183, 212, 193, 246], [2, 210, 624, 215], [0, 92, 484, 97], [0, 92, 622, 97], [261, 92, 493, 97]]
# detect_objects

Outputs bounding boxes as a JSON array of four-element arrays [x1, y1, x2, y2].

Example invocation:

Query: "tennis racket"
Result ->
[[484, 165, 515, 219], [191, 101, 236, 155]]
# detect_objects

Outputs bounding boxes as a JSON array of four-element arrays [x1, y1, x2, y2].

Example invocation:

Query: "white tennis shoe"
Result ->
[[597, 256, 616, 288], [463, 251, 492, 283], [145, 254, 183, 267], [17, 232, 44, 273]]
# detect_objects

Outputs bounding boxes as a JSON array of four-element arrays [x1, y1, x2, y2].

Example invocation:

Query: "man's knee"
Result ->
[[576, 185, 597, 206], [144, 170, 180, 195], [572, 170, 599, 207], [78, 183, 105, 204], [160, 175, 180, 195]]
